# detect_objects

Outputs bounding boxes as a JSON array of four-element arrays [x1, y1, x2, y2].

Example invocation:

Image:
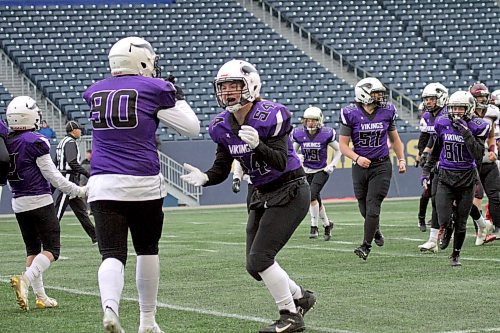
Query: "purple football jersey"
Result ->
[[435, 115, 490, 170], [340, 103, 397, 160], [292, 126, 335, 169], [208, 100, 301, 187], [6, 131, 51, 198], [419, 106, 448, 134], [83, 76, 176, 177]]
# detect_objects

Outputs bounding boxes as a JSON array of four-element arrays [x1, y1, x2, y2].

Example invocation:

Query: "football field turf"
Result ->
[[0, 199, 498, 333]]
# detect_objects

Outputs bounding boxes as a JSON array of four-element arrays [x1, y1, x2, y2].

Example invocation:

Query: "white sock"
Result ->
[[429, 228, 439, 243], [259, 262, 297, 313], [98, 258, 124, 315], [26, 266, 46, 298], [309, 204, 319, 227], [474, 215, 486, 229], [319, 205, 330, 227], [137, 255, 160, 328], [24, 254, 50, 287], [288, 278, 303, 300]]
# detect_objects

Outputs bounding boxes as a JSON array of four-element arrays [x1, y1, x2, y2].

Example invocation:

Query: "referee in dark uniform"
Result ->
[[54, 121, 96, 243]]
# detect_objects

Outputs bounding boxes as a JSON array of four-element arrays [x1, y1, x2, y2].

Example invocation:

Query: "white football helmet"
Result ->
[[491, 89, 500, 107], [354, 77, 387, 106], [108, 36, 160, 77], [421, 83, 448, 109], [302, 106, 324, 131], [447, 91, 476, 121], [214, 59, 261, 113], [6, 96, 41, 131]]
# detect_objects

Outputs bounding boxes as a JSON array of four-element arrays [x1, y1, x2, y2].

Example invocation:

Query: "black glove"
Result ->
[[419, 152, 428, 168], [451, 118, 467, 130], [174, 85, 185, 101], [166, 74, 176, 84], [232, 178, 241, 193]]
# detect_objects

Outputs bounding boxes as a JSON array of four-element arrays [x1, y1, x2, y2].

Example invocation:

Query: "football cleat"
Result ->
[[10, 275, 29, 311], [35, 295, 58, 309], [294, 287, 316, 317], [309, 226, 319, 239], [450, 255, 461, 267], [439, 223, 454, 250], [418, 241, 438, 253], [138, 323, 164, 333], [374, 230, 385, 247], [103, 306, 125, 333], [323, 221, 334, 241], [475, 221, 494, 246], [259, 310, 305, 333], [354, 244, 371, 260]]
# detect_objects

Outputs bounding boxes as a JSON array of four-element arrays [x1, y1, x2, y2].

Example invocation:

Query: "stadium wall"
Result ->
[[0, 133, 421, 213]]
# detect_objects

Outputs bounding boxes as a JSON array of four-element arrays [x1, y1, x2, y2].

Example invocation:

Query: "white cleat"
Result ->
[[103, 306, 125, 333], [475, 221, 494, 246], [36, 295, 58, 309], [418, 241, 438, 253], [138, 323, 164, 333]]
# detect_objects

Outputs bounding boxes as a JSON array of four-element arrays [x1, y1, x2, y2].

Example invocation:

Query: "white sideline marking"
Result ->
[[438, 329, 500, 333], [0, 279, 361, 333]]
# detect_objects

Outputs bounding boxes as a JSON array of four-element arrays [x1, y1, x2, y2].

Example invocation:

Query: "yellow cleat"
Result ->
[[10, 275, 29, 311], [36, 295, 58, 309]]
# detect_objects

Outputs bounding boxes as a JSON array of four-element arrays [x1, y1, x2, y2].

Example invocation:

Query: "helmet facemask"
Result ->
[[214, 79, 251, 113]]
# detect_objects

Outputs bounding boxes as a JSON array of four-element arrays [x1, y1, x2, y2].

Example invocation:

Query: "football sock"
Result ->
[[288, 278, 303, 300], [319, 205, 330, 227], [429, 228, 439, 243], [259, 262, 297, 313], [137, 255, 160, 328], [27, 266, 46, 298], [98, 258, 124, 315], [309, 204, 319, 227], [24, 253, 50, 287]]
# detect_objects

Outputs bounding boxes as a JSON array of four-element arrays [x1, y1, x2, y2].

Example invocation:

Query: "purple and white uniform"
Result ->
[[340, 103, 397, 160], [292, 126, 337, 173], [209, 100, 301, 187]]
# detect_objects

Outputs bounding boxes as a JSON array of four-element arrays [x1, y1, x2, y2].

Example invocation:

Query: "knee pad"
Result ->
[[246, 252, 273, 280]]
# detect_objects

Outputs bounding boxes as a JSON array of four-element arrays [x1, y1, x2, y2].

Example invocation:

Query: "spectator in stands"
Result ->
[[291, 106, 341, 241], [181, 59, 315, 333], [82, 36, 199, 333], [4, 96, 86, 311], [38, 120, 56, 140], [338, 77, 406, 261], [54, 121, 96, 244], [415, 83, 448, 235], [421, 91, 489, 266]]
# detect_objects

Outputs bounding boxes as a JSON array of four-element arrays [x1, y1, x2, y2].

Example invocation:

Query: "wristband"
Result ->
[[355, 155, 360, 163]]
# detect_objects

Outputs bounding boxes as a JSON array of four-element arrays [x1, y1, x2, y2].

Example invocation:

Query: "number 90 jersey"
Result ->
[[340, 103, 397, 160], [83, 76, 176, 176], [208, 100, 301, 187]]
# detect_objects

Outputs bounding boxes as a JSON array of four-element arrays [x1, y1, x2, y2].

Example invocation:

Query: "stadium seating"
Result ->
[[265, 0, 500, 101]]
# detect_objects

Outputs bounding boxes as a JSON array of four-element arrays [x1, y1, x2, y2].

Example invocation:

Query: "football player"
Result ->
[[338, 77, 406, 260], [421, 91, 489, 266], [292, 106, 341, 241], [181, 59, 315, 333], [82, 37, 200, 333], [5, 96, 86, 311], [415, 83, 448, 234], [468, 83, 499, 244]]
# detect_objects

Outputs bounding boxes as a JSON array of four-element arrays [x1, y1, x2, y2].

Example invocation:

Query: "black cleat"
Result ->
[[323, 221, 334, 241], [309, 226, 319, 239], [439, 223, 454, 250], [450, 255, 461, 267], [354, 244, 371, 260], [374, 230, 385, 247], [259, 310, 305, 333], [294, 287, 316, 317]]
